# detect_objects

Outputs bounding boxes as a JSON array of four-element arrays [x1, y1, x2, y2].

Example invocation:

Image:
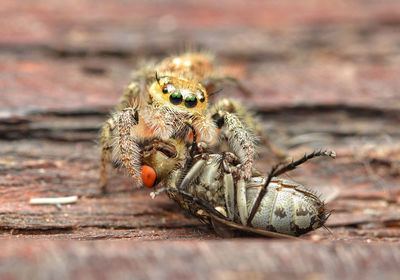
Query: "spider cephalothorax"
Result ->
[[146, 73, 216, 142]]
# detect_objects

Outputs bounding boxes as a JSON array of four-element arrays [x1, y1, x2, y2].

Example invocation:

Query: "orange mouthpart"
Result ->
[[141, 165, 157, 188]]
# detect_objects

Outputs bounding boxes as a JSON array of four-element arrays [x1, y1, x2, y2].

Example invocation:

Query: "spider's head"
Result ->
[[148, 73, 208, 115]]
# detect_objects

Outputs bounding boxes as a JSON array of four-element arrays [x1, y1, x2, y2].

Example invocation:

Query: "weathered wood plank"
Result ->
[[0, 240, 399, 280]]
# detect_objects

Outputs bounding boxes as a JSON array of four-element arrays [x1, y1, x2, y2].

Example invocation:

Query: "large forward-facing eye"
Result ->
[[170, 92, 183, 105], [184, 96, 197, 108]]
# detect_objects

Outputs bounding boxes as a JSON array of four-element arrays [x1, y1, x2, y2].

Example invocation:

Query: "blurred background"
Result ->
[[3, 0, 400, 112], [1, 0, 400, 278]]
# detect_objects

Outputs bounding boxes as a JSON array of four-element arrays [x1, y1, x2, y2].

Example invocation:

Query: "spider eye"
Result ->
[[199, 95, 205, 103], [185, 96, 197, 108], [170, 92, 183, 105], [162, 85, 168, 94]]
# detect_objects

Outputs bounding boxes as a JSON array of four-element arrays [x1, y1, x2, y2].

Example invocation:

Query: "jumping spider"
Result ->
[[100, 52, 272, 190]]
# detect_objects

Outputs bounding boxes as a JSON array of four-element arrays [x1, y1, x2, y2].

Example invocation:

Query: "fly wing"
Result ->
[[210, 214, 298, 239]]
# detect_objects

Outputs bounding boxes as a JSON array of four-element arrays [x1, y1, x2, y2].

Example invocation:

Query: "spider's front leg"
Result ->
[[117, 108, 143, 187], [211, 98, 262, 137], [100, 115, 117, 192], [116, 81, 142, 111], [100, 80, 143, 192], [212, 110, 256, 181], [100, 107, 144, 192], [212, 98, 285, 159]]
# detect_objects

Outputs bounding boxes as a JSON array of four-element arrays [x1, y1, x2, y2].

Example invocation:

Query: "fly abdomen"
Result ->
[[246, 177, 326, 236]]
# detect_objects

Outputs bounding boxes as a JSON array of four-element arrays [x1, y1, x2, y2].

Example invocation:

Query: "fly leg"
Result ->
[[220, 152, 236, 221], [220, 152, 248, 225]]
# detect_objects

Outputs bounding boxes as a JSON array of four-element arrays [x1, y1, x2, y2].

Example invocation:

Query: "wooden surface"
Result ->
[[1, 0, 400, 279]]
